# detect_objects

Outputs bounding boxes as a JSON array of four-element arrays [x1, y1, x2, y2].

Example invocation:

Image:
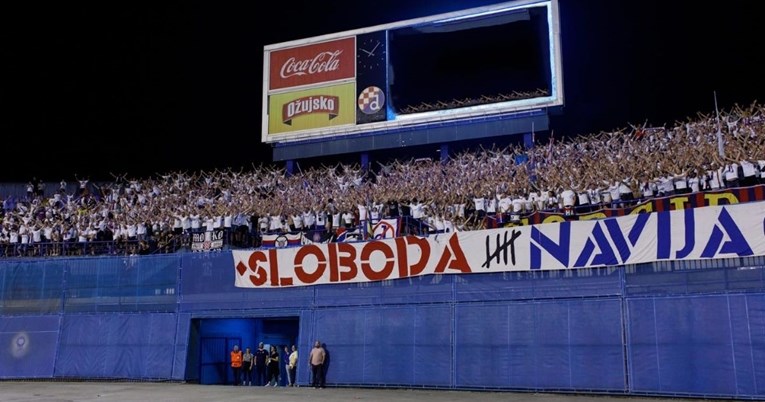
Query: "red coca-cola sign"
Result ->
[[269, 37, 356, 90]]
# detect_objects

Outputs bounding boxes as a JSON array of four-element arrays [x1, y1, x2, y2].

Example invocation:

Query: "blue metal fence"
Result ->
[[2, 252, 765, 399]]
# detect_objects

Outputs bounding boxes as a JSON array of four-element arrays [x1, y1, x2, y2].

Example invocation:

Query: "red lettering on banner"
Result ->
[[395, 236, 431, 278], [434, 234, 471, 274], [328, 244, 339, 282], [360, 241, 395, 281], [236, 261, 247, 276], [337, 242, 358, 282], [328, 243, 358, 282], [268, 249, 279, 286], [294, 245, 327, 284], [246, 251, 269, 286], [280, 277, 294, 286]]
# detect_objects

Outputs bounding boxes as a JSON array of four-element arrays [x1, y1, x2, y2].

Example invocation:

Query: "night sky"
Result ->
[[2, 0, 765, 182]]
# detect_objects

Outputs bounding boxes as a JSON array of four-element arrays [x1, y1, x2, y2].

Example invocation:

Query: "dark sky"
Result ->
[[2, 0, 765, 182]]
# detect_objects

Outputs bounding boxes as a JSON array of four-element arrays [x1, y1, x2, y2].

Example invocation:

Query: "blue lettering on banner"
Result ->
[[675, 208, 695, 259], [700, 208, 753, 258], [603, 213, 650, 264], [574, 223, 618, 267], [530, 206, 757, 269], [657, 211, 671, 259], [530, 222, 570, 269]]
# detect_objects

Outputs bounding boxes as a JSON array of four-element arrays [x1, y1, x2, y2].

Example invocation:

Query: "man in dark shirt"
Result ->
[[254, 342, 268, 386]]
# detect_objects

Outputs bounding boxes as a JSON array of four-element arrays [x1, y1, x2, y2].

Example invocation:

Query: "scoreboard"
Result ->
[[262, 0, 563, 158]]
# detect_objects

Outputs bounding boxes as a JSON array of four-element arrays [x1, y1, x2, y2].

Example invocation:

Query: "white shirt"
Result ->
[[577, 191, 590, 206], [561, 190, 576, 207], [357, 205, 368, 221], [473, 198, 485, 212]]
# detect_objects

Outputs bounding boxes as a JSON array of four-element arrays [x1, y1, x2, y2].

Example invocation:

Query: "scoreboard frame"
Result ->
[[261, 0, 563, 150]]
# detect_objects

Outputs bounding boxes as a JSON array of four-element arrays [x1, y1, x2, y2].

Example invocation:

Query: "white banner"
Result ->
[[234, 202, 765, 288], [371, 218, 400, 240], [260, 232, 304, 249]]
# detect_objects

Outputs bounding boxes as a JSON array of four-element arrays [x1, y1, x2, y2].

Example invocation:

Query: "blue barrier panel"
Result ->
[[0, 259, 65, 315], [455, 303, 511, 388], [368, 307, 416, 385], [179, 252, 315, 312], [628, 295, 738, 396], [314, 308, 367, 384], [314, 274, 455, 307], [0, 315, 60, 378], [454, 268, 623, 302], [295, 309, 314, 386], [55, 313, 178, 379], [625, 258, 765, 297], [314, 305, 451, 387], [172, 313, 192, 380], [456, 299, 624, 390], [413, 305, 452, 387], [728, 294, 761, 396], [568, 299, 626, 391], [63, 255, 179, 313]]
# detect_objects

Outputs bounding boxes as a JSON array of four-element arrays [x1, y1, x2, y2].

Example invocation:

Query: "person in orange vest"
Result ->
[[230, 345, 243, 385]]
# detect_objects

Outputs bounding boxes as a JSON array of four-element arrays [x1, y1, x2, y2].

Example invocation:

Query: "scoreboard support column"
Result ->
[[440, 144, 449, 165]]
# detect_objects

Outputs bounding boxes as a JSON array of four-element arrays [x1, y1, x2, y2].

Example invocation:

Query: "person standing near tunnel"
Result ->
[[242, 347, 254, 386], [254, 342, 268, 386], [230, 345, 242, 386], [308, 340, 326, 389], [266, 345, 280, 386]]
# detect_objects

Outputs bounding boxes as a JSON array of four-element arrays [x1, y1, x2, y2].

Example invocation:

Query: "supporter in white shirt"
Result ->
[[704, 167, 722, 191], [341, 210, 355, 228], [302, 209, 316, 231], [511, 195, 525, 223], [409, 200, 425, 220], [740, 159, 758, 187], [9, 227, 19, 245], [588, 188, 602, 207], [618, 179, 634, 206], [576, 189, 591, 212], [687, 171, 701, 193], [269, 213, 282, 232], [189, 213, 201, 232], [31, 226, 42, 243], [639, 179, 656, 199], [525, 192, 537, 212], [560, 188, 576, 208], [315, 210, 327, 231], [291, 214, 303, 232], [357, 203, 368, 223], [658, 176, 675, 197], [331, 212, 342, 232], [43, 224, 54, 242], [472, 196, 486, 218], [485, 196, 497, 216], [723, 163, 740, 188], [673, 173, 689, 195], [443, 215, 454, 233]]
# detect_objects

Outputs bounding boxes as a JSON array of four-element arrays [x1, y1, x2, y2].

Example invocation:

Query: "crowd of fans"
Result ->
[[2, 102, 765, 258]]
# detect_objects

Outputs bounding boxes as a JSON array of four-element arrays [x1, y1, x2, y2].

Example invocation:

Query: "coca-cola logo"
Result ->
[[280, 50, 343, 79]]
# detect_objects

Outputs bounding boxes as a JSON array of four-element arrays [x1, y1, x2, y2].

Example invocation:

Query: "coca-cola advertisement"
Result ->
[[269, 37, 356, 90]]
